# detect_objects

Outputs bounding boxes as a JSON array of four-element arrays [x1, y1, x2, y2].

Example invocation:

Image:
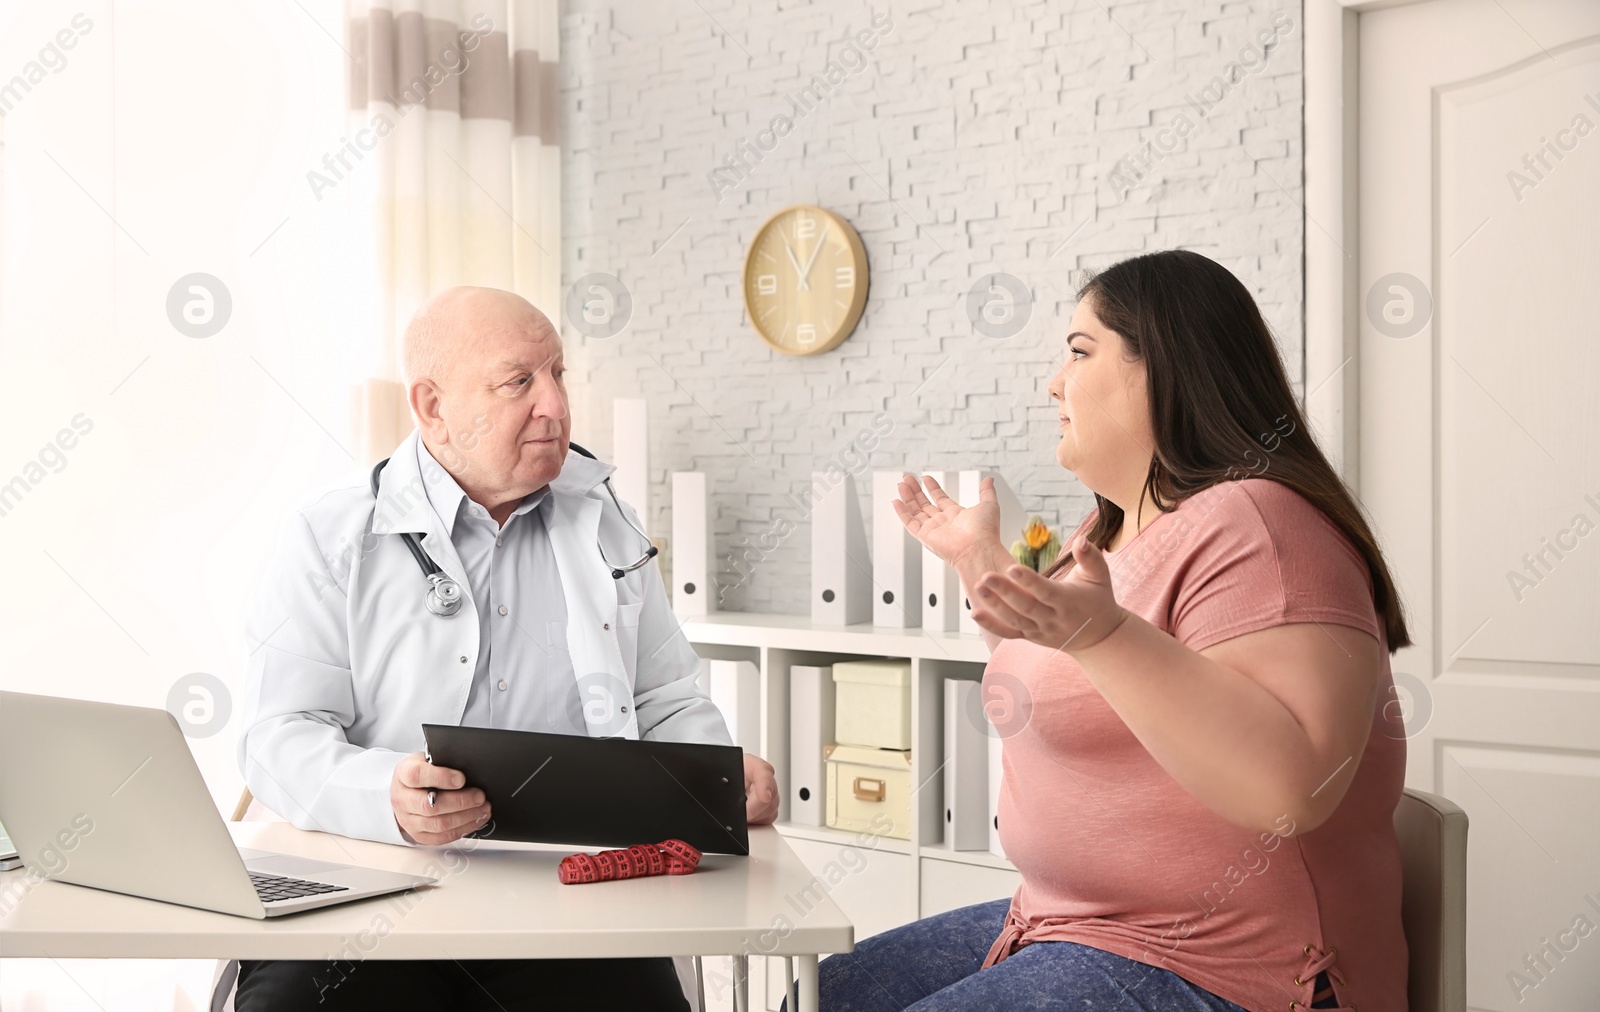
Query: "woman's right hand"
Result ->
[[892, 473, 1003, 570]]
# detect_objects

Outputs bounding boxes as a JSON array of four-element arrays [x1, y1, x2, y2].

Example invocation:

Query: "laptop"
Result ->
[[0, 691, 436, 919], [0, 820, 20, 871]]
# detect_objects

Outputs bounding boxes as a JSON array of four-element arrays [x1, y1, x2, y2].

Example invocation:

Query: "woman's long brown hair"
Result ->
[[1042, 250, 1411, 652]]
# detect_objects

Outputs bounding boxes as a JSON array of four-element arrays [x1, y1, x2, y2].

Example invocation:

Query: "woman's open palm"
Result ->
[[892, 473, 1000, 568]]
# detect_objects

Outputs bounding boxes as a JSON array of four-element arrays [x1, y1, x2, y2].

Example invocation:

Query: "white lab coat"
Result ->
[[238, 429, 731, 845]]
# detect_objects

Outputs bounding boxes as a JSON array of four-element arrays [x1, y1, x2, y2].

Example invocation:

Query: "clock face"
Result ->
[[742, 205, 869, 356]]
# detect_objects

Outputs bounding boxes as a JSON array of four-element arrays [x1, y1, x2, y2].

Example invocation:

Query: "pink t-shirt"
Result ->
[[981, 479, 1407, 1012]]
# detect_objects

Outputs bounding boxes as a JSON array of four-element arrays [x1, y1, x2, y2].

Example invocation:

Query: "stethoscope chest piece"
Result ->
[[371, 456, 467, 619], [425, 573, 464, 617]]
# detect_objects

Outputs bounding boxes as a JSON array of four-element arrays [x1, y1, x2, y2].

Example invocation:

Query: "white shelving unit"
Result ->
[[683, 614, 1022, 1012]]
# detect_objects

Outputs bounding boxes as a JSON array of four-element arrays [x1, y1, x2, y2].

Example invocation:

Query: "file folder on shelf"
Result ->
[[958, 470, 1024, 636], [872, 471, 921, 628], [943, 679, 990, 851], [708, 658, 760, 753], [988, 730, 1006, 859], [671, 471, 715, 617], [788, 664, 836, 827], [811, 472, 872, 625], [919, 471, 960, 632], [612, 398, 649, 524]]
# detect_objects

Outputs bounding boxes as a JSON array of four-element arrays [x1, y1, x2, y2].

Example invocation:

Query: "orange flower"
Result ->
[[1023, 516, 1052, 551]]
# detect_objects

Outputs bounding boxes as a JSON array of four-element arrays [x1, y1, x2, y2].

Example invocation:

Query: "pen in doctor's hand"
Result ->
[[391, 753, 489, 846]]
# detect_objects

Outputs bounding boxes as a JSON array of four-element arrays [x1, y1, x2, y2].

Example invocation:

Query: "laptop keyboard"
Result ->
[[249, 871, 349, 903]]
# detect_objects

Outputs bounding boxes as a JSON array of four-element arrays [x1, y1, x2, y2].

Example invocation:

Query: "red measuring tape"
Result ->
[[558, 839, 703, 884]]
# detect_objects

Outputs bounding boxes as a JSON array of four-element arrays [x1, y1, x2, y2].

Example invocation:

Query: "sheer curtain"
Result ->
[[345, 0, 561, 463]]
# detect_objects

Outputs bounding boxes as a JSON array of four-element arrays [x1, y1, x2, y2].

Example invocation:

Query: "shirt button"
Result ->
[[497, 680, 508, 691], [496, 538, 503, 547], [620, 705, 630, 714], [459, 656, 468, 664], [498, 605, 508, 616], [603, 622, 610, 630]]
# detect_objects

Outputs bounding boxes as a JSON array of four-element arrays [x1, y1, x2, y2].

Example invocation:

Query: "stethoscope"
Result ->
[[368, 441, 658, 618]]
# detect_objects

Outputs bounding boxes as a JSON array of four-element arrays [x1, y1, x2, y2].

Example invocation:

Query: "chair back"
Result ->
[[1393, 787, 1468, 1012]]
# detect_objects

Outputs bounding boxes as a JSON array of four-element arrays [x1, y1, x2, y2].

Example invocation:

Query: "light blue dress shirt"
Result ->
[[416, 439, 585, 733]]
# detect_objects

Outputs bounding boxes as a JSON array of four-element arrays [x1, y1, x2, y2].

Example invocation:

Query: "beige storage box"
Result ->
[[825, 743, 912, 840], [832, 659, 912, 750]]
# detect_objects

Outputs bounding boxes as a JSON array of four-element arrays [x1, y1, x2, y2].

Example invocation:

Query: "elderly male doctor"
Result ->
[[237, 286, 778, 1011]]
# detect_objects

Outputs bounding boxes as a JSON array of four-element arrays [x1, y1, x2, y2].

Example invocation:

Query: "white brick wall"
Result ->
[[560, 0, 1304, 614]]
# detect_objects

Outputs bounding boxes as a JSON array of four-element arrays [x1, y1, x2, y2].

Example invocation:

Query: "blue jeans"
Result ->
[[805, 898, 1251, 1012]]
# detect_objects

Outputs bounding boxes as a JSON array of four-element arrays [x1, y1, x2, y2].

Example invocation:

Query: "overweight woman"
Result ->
[[820, 251, 1410, 1012]]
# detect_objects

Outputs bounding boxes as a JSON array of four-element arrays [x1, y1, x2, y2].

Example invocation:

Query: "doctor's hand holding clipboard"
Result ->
[[387, 750, 779, 847], [742, 753, 781, 824], [389, 754, 491, 846]]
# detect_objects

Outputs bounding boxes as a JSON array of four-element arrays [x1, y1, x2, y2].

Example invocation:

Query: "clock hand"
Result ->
[[800, 235, 826, 285], [783, 240, 810, 291]]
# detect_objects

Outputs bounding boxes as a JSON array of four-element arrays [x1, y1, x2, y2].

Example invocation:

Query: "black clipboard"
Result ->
[[421, 725, 750, 855]]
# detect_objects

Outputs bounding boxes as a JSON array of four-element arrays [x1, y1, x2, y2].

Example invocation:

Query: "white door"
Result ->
[[1357, 2, 1600, 1010]]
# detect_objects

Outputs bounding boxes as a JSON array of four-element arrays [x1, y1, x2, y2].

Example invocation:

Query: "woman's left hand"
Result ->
[[971, 533, 1130, 653]]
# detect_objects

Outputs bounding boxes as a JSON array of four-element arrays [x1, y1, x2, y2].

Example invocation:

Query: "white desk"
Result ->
[[0, 821, 853, 1011]]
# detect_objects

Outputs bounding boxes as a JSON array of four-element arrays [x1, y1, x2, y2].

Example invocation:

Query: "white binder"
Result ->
[[708, 658, 760, 753], [671, 472, 715, 617], [872, 471, 921, 628], [943, 679, 990, 850], [919, 471, 961, 632], [958, 470, 1025, 636], [988, 730, 1006, 859], [811, 472, 872, 625], [611, 398, 649, 523], [788, 664, 836, 827]]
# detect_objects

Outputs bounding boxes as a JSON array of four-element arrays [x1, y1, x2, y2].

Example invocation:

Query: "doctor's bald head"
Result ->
[[404, 286, 571, 519]]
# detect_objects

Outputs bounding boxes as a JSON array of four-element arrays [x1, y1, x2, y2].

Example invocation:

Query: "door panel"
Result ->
[[1439, 745, 1600, 1009], [1359, 2, 1600, 1010], [1439, 40, 1600, 669]]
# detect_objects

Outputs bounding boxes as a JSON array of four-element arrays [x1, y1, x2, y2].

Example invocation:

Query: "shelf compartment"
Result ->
[[919, 854, 1022, 918], [684, 612, 991, 663], [776, 820, 912, 856], [918, 845, 1015, 871]]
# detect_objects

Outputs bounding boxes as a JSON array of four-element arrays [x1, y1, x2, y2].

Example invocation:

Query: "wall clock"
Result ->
[[742, 204, 870, 356]]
